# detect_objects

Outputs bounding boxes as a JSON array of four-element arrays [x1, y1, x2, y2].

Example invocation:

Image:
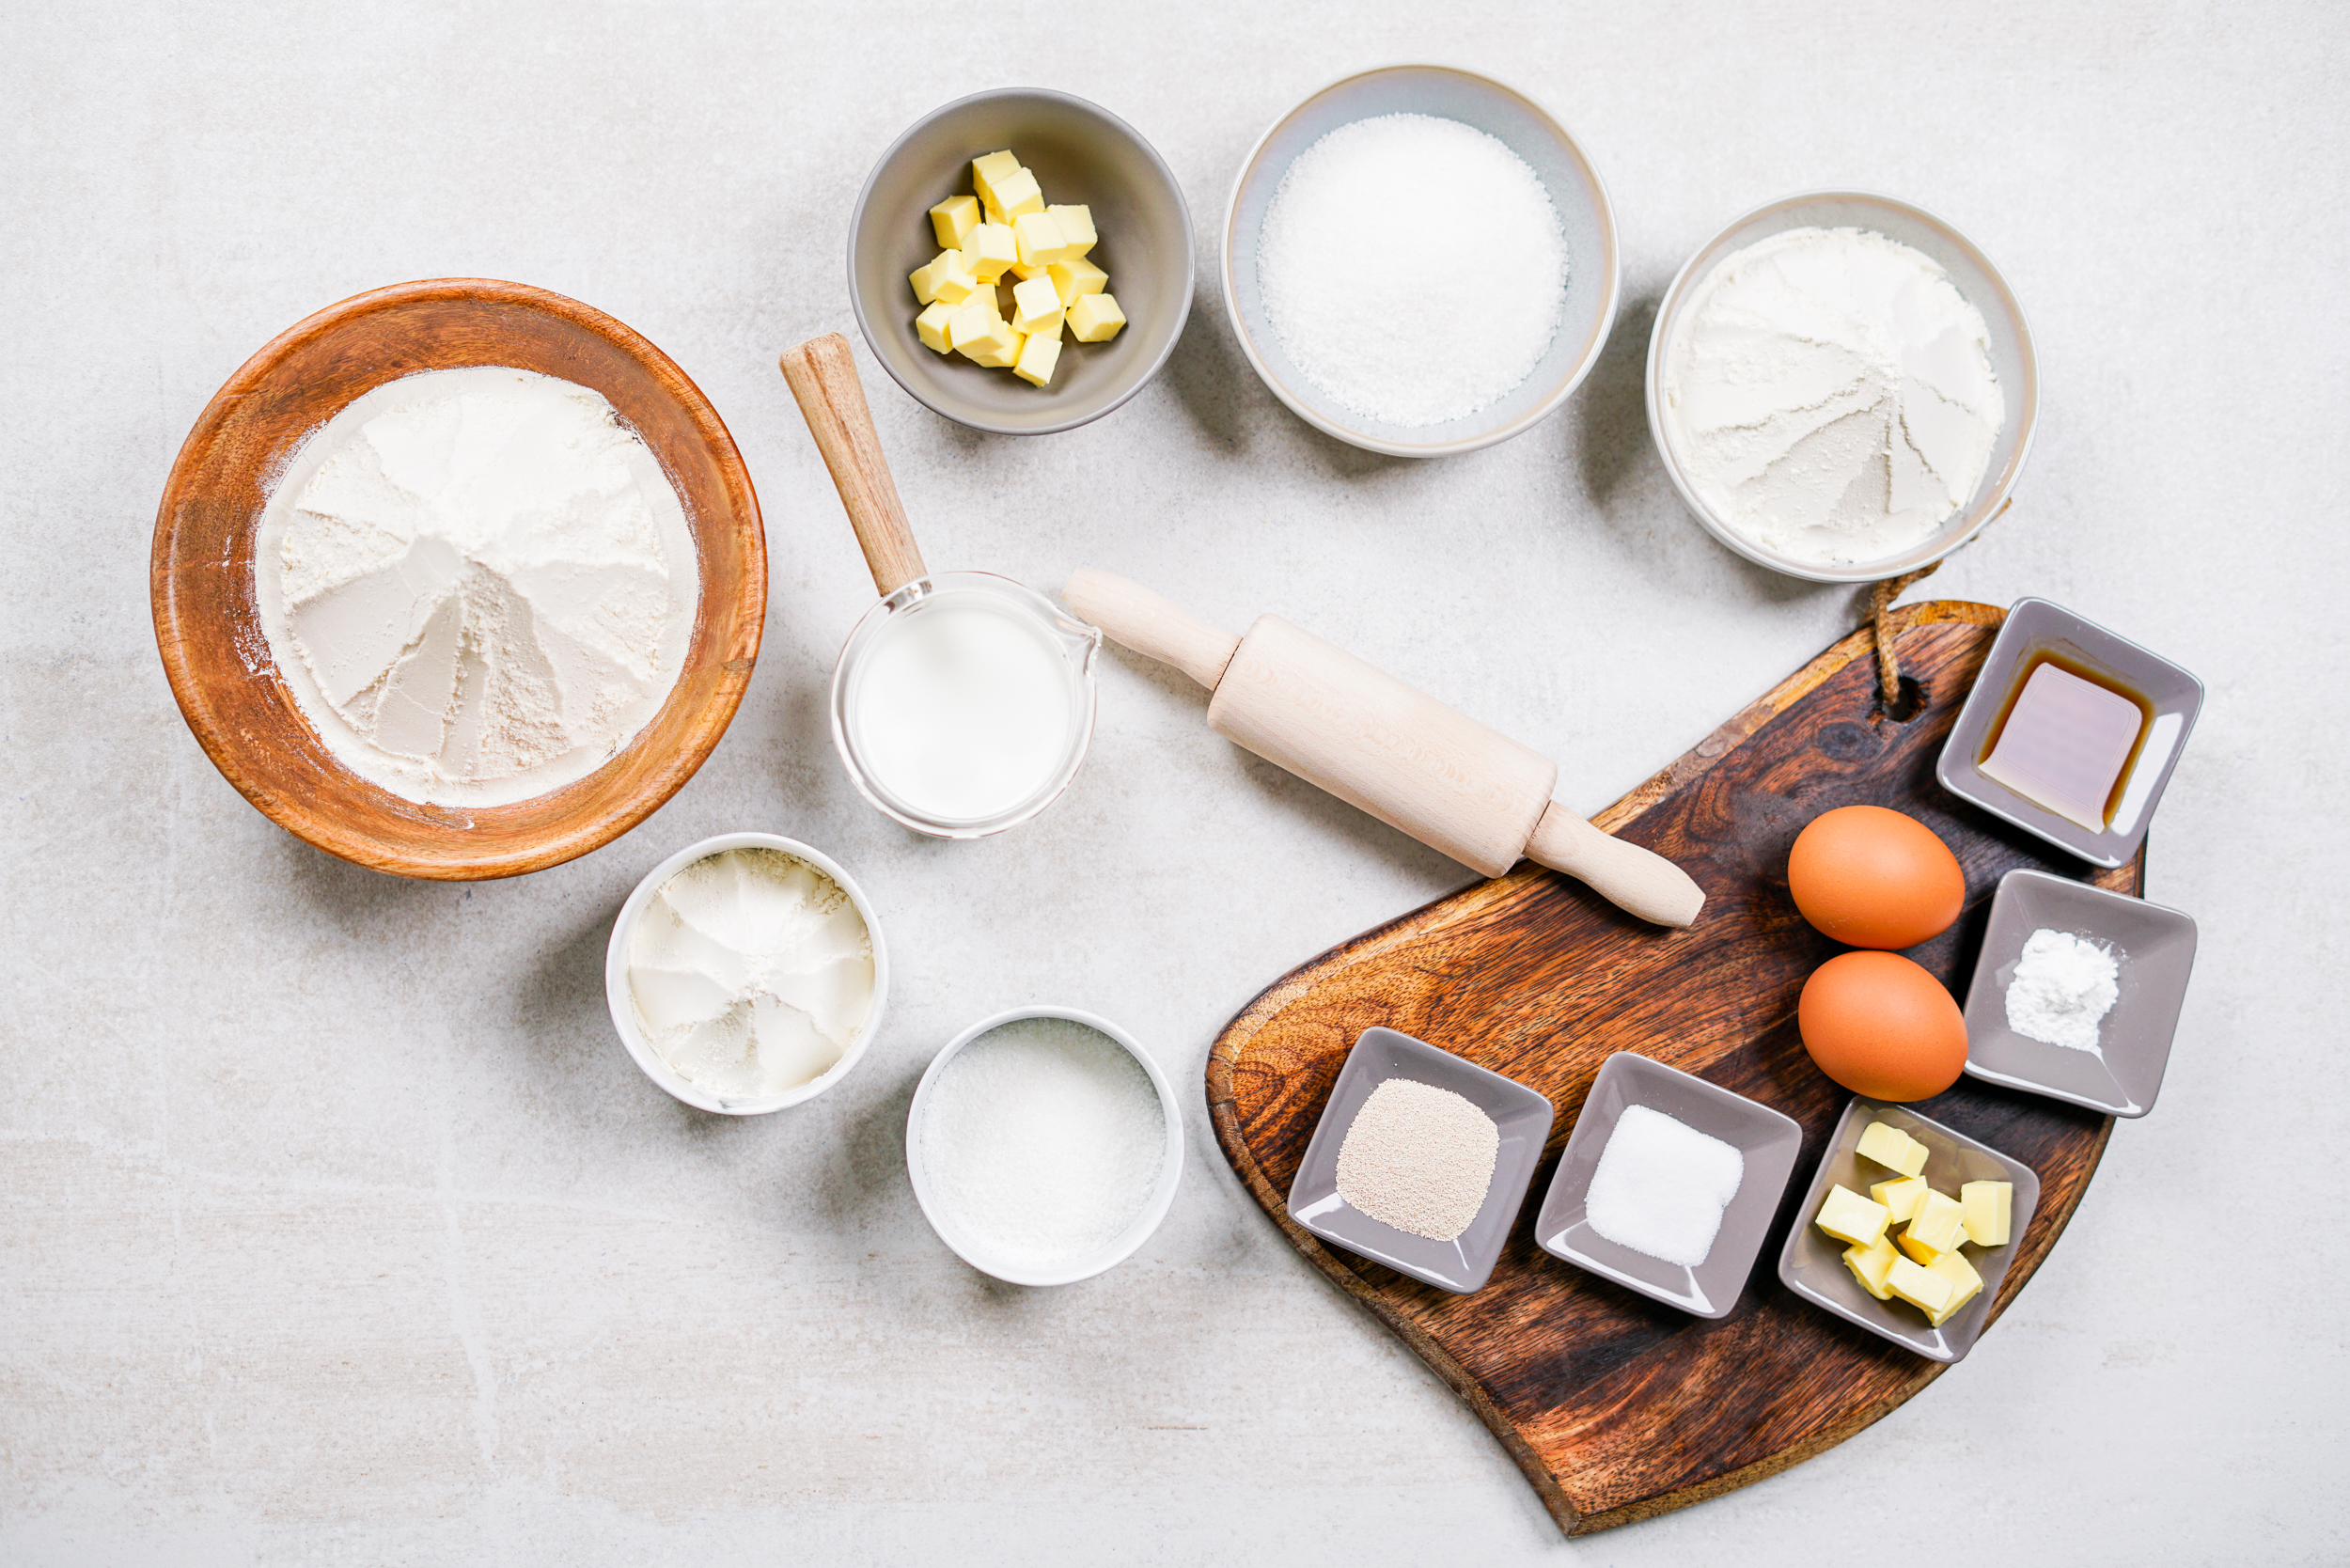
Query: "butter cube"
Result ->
[[1013, 210, 1073, 268], [963, 222, 1017, 283], [914, 248, 979, 306], [971, 150, 1022, 209], [929, 194, 979, 250], [914, 300, 956, 354], [1815, 1184, 1890, 1247], [1047, 256, 1108, 306], [989, 165, 1045, 221], [1961, 1181, 2013, 1247], [1871, 1176, 1929, 1225], [1921, 1248, 1983, 1327], [946, 298, 996, 351], [1906, 1188, 1968, 1255], [1007, 257, 1048, 282], [1843, 1234, 1900, 1301], [1013, 330, 1062, 387], [1010, 274, 1064, 337], [1896, 1226, 1946, 1266], [1066, 290, 1126, 342], [953, 309, 1022, 368], [1887, 1256, 1955, 1317], [1856, 1121, 1928, 1177], [1047, 203, 1097, 258]]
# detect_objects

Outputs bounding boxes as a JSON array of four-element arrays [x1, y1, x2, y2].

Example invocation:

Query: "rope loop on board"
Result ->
[[1868, 497, 2012, 715]]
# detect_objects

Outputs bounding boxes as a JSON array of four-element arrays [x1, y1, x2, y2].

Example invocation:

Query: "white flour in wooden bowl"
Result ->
[[254, 366, 698, 806]]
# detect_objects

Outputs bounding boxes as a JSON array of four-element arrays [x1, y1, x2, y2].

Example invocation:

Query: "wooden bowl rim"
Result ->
[[150, 276, 767, 881]]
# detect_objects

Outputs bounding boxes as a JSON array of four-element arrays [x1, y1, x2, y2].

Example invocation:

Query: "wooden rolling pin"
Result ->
[[1062, 570, 1705, 928]]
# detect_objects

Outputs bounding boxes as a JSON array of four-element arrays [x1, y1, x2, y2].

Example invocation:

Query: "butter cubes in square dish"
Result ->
[[1814, 1121, 2012, 1330], [908, 151, 1125, 387]]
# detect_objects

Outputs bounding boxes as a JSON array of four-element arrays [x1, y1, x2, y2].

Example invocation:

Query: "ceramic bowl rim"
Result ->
[[845, 86, 1195, 436], [1643, 190, 2040, 584], [904, 1004, 1186, 1287], [603, 832, 892, 1117], [1220, 61, 1622, 458]]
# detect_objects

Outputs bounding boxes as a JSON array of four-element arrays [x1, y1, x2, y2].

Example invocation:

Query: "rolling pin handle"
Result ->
[[1525, 802, 1705, 930], [779, 333, 929, 599], [1061, 569, 1241, 692]]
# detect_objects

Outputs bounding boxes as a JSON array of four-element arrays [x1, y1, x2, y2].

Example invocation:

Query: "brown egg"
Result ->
[[1798, 950, 1968, 1101], [1787, 805, 1966, 949]]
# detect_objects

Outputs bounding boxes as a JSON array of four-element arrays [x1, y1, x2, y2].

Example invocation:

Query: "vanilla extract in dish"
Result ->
[[846, 592, 1078, 823], [1978, 651, 2154, 831]]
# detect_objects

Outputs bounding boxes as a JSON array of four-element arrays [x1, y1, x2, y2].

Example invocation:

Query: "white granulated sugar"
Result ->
[[1258, 113, 1567, 428], [920, 1018, 1167, 1271], [255, 365, 697, 806], [2006, 928, 2123, 1054], [1334, 1078, 1499, 1243], [1661, 226, 2006, 567], [1583, 1105, 1745, 1267]]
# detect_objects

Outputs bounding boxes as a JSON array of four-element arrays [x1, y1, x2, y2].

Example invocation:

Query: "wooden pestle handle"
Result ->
[[1526, 803, 1705, 929], [778, 333, 928, 598], [1061, 568, 1241, 691]]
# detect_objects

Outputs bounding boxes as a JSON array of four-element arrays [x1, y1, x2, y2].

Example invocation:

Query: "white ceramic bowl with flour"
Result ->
[[1224, 65, 1621, 458], [604, 833, 890, 1116], [1646, 192, 2040, 584], [905, 1006, 1184, 1287]]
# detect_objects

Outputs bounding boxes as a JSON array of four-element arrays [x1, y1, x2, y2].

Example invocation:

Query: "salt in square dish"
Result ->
[[1936, 597, 2204, 869], [1532, 1052, 1803, 1319], [1778, 1098, 2041, 1364], [1963, 868, 2197, 1118], [1286, 1027, 1554, 1294]]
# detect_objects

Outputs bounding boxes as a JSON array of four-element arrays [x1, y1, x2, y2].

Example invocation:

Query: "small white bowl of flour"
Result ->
[[606, 833, 889, 1115], [1647, 192, 2039, 582]]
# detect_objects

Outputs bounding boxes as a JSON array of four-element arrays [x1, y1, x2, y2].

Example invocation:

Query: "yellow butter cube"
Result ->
[[1961, 1181, 2013, 1247], [954, 310, 1022, 368], [946, 297, 995, 350], [1012, 210, 1073, 268], [1856, 1121, 1928, 1177], [1887, 1256, 1955, 1317], [1013, 331, 1061, 387], [963, 222, 1017, 283], [1906, 1188, 1967, 1255], [989, 165, 1045, 221], [914, 300, 956, 354], [1921, 1248, 1982, 1327], [1871, 1176, 1929, 1225], [918, 249, 979, 306], [1066, 290, 1126, 342], [1010, 274, 1064, 337], [1047, 203, 1097, 258], [930, 194, 979, 250], [1843, 1234, 1900, 1301], [1815, 1184, 1890, 1247], [1008, 257, 1047, 282], [1896, 1227, 1945, 1266], [971, 150, 1022, 206], [1047, 257, 1108, 306]]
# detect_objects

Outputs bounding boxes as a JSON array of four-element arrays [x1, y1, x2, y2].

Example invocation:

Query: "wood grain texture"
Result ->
[[151, 277, 767, 881], [1207, 602, 2136, 1536], [779, 333, 927, 597]]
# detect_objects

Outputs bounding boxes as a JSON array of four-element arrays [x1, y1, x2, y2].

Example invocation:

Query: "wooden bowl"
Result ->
[[151, 278, 766, 881]]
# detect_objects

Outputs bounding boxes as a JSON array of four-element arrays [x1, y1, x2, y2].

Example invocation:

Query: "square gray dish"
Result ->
[[1963, 868, 2197, 1117], [1936, 597, 2203, 869], [1778, 1098, 2041, 1363], [1286, 1027, 1554, 1294], [1533, 1052, 1803, 1319]]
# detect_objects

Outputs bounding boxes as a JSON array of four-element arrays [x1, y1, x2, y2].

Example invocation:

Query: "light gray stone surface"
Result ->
[[5, 3, 2345, 1562]]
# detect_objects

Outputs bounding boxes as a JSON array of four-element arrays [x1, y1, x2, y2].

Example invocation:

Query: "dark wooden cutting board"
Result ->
[[1207, 601, 2138, 1536]]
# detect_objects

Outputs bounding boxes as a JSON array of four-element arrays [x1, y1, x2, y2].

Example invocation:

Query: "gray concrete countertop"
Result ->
[[6, 3, 2345, 1562]]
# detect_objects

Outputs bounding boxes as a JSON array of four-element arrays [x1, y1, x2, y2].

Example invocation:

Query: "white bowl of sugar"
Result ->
[[906, 1006, 1184, 1287], [1223, 65, 1621, 458]]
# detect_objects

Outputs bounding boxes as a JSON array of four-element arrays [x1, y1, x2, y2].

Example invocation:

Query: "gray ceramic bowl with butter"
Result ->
[[847, 87, 1193, 435], [1224, 65, 1620, 458]]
